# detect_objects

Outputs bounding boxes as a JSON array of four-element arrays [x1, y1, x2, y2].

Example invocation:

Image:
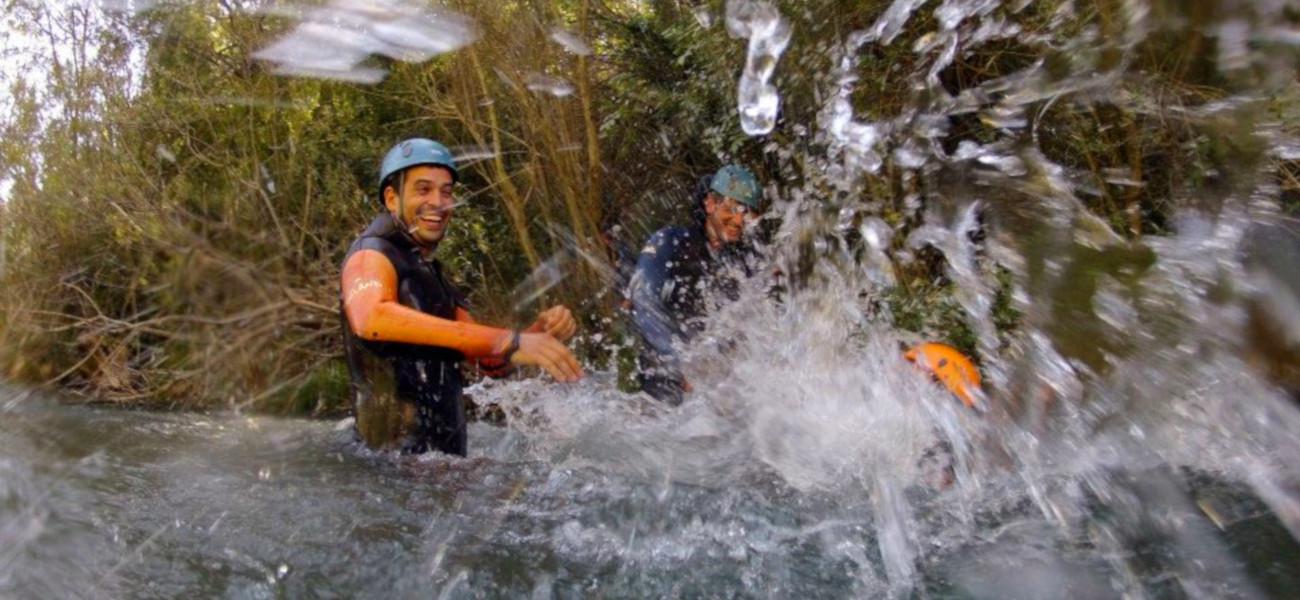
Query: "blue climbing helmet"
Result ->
[[709, 164, 762, 210], [378, 138, 458, 198]]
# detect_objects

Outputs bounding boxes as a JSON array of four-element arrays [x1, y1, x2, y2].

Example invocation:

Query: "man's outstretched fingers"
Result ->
[[510, 331, 583, 381], [547, 340, 583, 381], [547, 342, 582, 381], [562, 348, 583, 379], [536, 344, 567, 381], [539, 354, 569, 382]]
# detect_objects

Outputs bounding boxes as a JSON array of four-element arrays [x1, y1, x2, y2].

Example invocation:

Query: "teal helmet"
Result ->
[[378, 138, 458, 197], [709, 164, 762, 210]]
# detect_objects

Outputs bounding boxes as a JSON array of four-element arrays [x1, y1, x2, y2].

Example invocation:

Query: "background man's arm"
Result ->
[[628, 230, 685, 362]]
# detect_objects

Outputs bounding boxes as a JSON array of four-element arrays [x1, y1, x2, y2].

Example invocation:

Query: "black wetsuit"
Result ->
[[340, 213, 469, 455], [627, 225, 754, 404]]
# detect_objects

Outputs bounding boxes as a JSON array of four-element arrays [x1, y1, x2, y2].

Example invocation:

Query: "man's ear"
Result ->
[[704, 193, 719, 215], [383, 185, 399, 214]]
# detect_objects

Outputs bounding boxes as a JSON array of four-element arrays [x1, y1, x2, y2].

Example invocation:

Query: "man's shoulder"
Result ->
[[643, 226, 698, 252], [344, 218, 404, 269], [350, 235, 399, 254]]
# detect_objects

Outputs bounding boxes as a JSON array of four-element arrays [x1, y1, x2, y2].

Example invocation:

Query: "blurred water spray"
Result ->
[[250, 0, 478, 83], [549, 27, 591, 57], [523, 72, 575, 98]]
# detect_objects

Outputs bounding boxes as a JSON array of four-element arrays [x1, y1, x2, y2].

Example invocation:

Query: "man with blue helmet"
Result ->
[[628, 164, 765, 405], [340, 138, 583, 455]]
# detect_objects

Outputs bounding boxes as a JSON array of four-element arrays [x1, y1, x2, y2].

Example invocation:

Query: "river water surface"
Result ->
[[2, 364, 1297, 599]]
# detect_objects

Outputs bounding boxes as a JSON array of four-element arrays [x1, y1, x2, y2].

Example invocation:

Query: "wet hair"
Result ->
[[381, 171, 405, 201]]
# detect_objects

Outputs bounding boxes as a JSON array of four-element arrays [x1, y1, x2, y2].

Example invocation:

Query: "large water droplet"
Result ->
[[726, 0, 792, 136], [251, 0, 478, 83], [525, 73, 576, 98], [549, 27, 592, 56]]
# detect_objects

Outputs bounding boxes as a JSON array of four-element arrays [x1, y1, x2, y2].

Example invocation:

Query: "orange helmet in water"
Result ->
[[904, 343, 982, 408]]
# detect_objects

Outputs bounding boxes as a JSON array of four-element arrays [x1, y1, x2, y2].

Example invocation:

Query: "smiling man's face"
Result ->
[[704, 192, 757, 246], [384, 165, 455, 247]]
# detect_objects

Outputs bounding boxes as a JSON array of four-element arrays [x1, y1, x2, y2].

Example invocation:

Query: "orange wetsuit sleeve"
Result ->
[[342, 249, 512, 359], [455, 307, 514, 377]]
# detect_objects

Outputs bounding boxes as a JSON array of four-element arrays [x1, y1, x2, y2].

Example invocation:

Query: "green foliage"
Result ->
[[1, 0, 1295, 411]]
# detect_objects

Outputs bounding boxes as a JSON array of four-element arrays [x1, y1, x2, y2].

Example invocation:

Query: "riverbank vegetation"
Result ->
[[2, 0, 1296, 412]]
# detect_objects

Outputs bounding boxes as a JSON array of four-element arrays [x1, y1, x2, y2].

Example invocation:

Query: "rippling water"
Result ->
[[2, 358, 1297, 599]]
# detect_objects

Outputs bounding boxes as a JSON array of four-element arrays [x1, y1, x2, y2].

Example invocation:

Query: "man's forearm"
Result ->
[[348, 301, 512, 359]]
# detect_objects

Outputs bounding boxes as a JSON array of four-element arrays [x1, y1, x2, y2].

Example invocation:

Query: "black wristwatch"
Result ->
[[502, 330, 521, 363]]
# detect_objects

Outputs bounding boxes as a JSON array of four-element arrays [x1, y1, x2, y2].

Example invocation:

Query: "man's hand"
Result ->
[[509, 332, 584, 382], [528, 305, 577, 342]]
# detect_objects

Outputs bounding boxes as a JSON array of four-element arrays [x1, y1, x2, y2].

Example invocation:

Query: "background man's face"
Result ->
[[705, 192, 755, 245], [384, 165, 455, 246]]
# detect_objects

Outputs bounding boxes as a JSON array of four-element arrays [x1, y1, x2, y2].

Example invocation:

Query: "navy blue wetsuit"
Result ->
[[628, 225, 754, 404]]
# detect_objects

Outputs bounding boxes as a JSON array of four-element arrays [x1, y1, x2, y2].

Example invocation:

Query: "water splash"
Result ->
[[154, 144, 175, 164], [906, 201, 1000, 358], [524, 73, 576, 98], [509, 250, 573, 315], [736, 0, 1300, 594], [449, 145, 497, 165], [725, 0, 792, 136], [862, 0, 928, 46], [818, 30, 885, 181], [251, 0, 478, 83], [549, 27, 592, 56], [693, 5, 714, 29]]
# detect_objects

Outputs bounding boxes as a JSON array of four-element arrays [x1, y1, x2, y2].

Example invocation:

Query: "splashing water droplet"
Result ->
[[509, 250, 573, 313], [725, 0, 792, 136], [524, 73, 576, 98], [450, 145, 497, 164], [155, 144, 175, 164], [863, 0, 928, 45], [549, 27, 592, 56], [693, 5, 714, 28], [251, 0, 478, 83], [892, 142, 927, 169]]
